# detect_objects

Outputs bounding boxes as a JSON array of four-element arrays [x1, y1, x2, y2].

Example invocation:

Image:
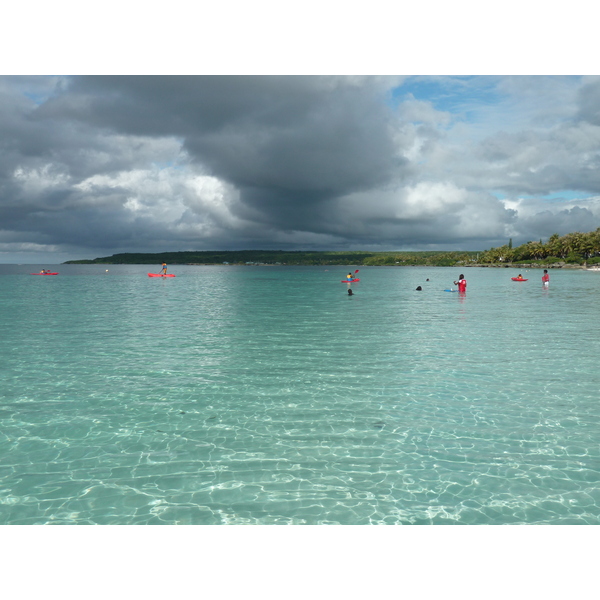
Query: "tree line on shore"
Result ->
[[64, 228, 600, 267], [478, 228, 600, 265], [65, 249, 478, 266]]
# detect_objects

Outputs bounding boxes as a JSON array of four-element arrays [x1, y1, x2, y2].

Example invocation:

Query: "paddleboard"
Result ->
[[342, 278, 360, 282], [148, 273, 176, 277], [31, 272, 59, 275], [444, 289, 457, 292]]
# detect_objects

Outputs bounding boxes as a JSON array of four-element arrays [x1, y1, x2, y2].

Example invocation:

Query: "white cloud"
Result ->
[[402, 182, 465, 218], [13, 164, 70, 194]]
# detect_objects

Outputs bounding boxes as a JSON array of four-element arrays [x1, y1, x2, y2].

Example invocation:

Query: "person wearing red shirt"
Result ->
[[542, 269, 549, 286], [454, 274, 467, 292]]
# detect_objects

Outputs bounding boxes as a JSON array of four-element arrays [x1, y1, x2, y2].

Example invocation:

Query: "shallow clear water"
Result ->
[[1, 264, 599, 524]]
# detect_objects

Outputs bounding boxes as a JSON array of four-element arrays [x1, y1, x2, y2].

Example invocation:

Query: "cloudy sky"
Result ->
[[2, 74, 600, 262], [1, 2, 598, 263]]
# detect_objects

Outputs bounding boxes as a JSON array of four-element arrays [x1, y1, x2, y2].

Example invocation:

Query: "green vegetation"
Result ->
[[361, 251, 477, 266], [479, 228, 600, 265], [64, 229, 600, 266], [65, 249, 479, 267]]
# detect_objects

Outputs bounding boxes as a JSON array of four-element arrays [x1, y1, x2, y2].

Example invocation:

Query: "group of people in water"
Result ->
[[415, 275, 467, 292], [347, 268, 551, 296], [154, 263, 550, 295], [155, 264, 550, 293], [513, 270, 549, 284], [418, 269, 549, 292]]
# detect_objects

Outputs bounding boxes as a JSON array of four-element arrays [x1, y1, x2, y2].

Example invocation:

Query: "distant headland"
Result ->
[[65, 229, 600, 268], [65, 250, 479, 267]]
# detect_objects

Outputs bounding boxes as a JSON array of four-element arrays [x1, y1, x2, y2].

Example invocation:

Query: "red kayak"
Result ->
[[148, 273, 176, 277], [31, 272, 59, 275], [511, 277, 528, 281], [342, 278, 360, 283]]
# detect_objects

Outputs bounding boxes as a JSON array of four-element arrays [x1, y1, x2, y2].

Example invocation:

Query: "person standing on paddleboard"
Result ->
[[160, 262, 167, 275], [453, 274, 467, 292]]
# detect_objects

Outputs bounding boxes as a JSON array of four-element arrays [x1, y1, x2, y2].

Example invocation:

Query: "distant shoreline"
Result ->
[[64, 250, 599, 269], [467, 262, 592, 270], [64, 260, 595, 270], [63, 249, 479, 267]]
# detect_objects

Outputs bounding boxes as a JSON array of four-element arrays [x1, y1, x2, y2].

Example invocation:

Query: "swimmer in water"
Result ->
[[348, 288, 353, 295]]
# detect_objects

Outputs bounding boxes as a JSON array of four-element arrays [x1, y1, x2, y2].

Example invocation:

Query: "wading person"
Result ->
[[453, 274, 467, 292], [542, 269, 549, 286]]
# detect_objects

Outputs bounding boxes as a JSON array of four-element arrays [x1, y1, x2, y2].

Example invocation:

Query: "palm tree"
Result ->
[[528, 241, 547, 260], [547, 233, 561, 257], [587, 228, 600, 257]]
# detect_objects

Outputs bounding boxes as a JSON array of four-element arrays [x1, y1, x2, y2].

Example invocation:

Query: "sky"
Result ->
[[2, 6, 599, 263]]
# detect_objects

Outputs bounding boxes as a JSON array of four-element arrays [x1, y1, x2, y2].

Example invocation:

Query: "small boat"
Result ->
[[511, 277, 528, 281], [31, 272, 59, 275]]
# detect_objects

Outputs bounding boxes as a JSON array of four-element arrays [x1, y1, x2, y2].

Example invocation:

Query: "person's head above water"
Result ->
[[416, 286, 422, 291], [347, 289, 353, 295]]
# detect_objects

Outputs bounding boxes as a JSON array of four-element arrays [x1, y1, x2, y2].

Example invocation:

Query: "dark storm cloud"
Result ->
[[1, 75, 414, 257], [36, 76, 405, 209]]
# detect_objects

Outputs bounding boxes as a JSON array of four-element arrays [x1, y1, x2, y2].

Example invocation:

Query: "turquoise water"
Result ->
[[1, 264, 599, 524]]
